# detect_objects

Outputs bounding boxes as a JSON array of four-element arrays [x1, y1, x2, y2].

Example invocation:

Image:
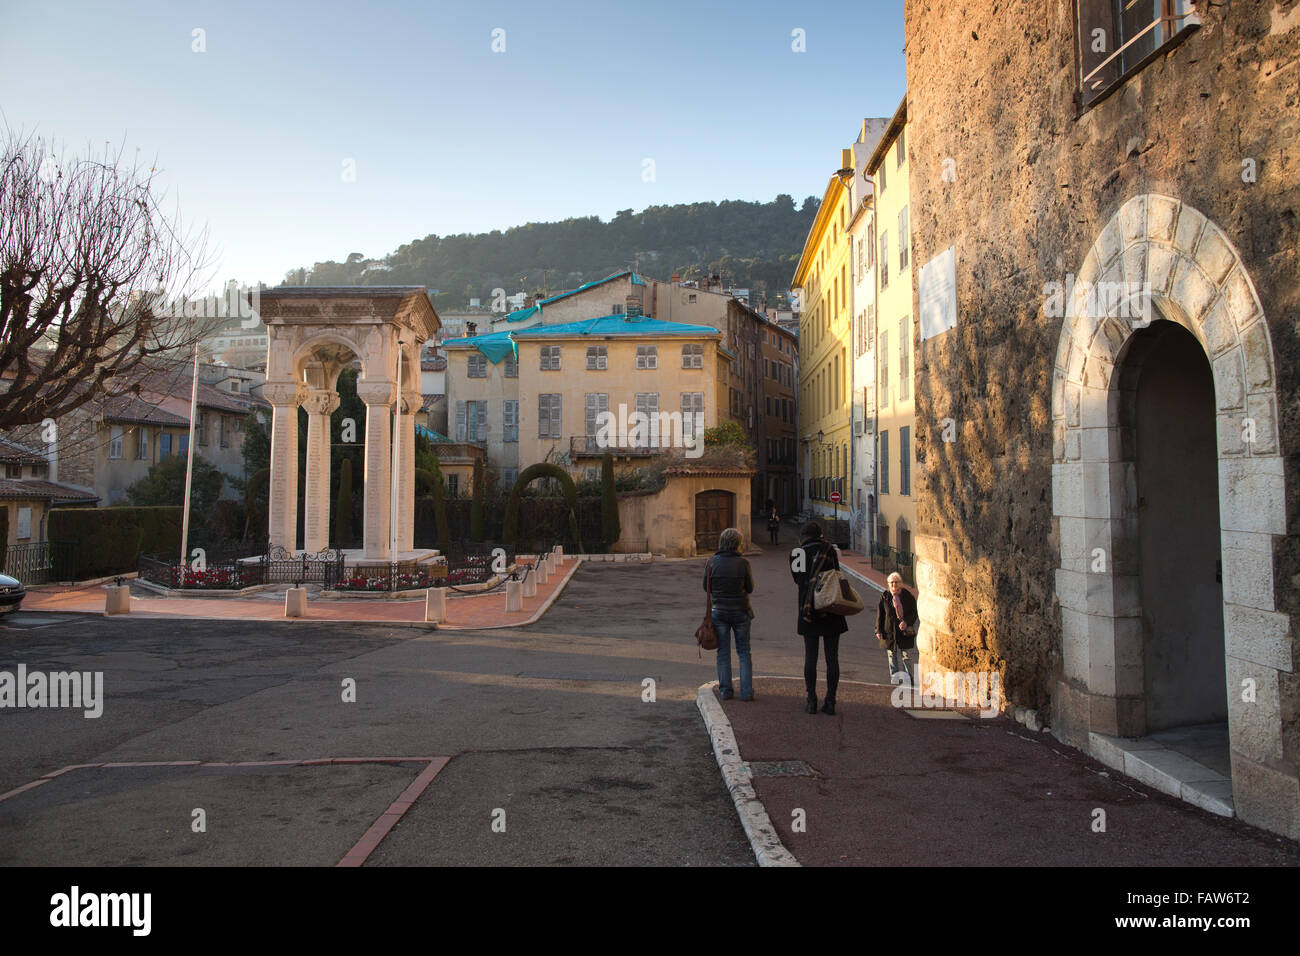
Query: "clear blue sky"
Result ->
[[0, 0, 906, 291]]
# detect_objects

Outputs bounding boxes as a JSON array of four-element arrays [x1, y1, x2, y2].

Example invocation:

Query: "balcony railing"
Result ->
[[569, 435, 672, 458]]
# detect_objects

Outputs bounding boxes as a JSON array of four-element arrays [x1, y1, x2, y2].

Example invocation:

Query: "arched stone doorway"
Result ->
[[1051, 195, 1292, 830], [259, 288, 439, 560]]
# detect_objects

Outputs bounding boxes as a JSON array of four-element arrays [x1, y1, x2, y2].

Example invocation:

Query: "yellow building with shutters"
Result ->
[[866, 97, 918, 568], [792, 159, 855, 533]]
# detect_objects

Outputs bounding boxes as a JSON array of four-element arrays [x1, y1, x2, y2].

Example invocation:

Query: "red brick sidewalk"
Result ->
[[22, 557, 583, 629]]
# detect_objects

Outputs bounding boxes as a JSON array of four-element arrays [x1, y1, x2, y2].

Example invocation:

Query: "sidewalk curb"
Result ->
[[695, 683, 800, 868], [840, 564, 883, 595]]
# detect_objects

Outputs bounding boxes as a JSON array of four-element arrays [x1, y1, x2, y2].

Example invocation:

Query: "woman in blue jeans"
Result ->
[[704, 527, 755, 701]]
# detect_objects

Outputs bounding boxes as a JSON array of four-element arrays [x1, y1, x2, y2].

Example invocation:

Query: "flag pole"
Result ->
[[179, 341, 201, 572]]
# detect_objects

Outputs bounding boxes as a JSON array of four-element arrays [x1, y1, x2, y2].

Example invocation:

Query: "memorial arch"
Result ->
[[258, 287, 440, 560]]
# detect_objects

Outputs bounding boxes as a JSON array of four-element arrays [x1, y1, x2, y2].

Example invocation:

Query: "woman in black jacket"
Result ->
[[790, 522, 847, 715], [704, 527, 756, 701], [876, 572, 919, 685]]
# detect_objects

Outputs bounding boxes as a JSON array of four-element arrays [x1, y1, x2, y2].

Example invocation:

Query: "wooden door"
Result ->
[[694, 490, 734, 554]]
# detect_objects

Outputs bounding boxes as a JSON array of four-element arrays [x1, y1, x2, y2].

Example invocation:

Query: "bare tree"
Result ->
[[0, 127, 217, 429]]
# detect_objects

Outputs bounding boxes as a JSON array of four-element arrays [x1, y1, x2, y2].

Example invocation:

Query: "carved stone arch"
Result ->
[[1050, 194, 1292, 833]]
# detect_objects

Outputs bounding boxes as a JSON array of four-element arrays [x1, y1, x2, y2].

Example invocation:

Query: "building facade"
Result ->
[[867, 100, 917, 570], [903, 1, 1299, 837]]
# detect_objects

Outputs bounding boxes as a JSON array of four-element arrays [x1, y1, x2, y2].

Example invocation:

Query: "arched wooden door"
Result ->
[[694, 490, 734, 554]]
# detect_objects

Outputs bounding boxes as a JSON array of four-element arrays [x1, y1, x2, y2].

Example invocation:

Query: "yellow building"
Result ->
[[792, 159, 855, 532], [866, 97, 918, 565], [444, 313, 724, 485]]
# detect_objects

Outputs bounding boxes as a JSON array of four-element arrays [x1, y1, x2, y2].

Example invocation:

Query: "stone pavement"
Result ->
[[20, 555, 582, 630], [700, 676, 1300, 866]]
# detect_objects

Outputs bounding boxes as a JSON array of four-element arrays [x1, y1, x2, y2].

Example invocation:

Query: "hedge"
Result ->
[[48, 506, 184, 579], [0, 507, 8, 572]]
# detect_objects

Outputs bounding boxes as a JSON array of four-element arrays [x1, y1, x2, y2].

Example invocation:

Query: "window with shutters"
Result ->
[[635, 345, 657, 370], [896, 126, 905, 169], [447, 474, 459, 496], [503, 400, 518, 443], [540, 345, 561, 370], [136, 429, 149, 460], [109, 426, 123, 459], [878, 161, 887, 194], [899, 206, 909, 272], [505, 355, 518, 378], [468, 353, 487, 378], [538, 394, 561, 438], [879, 332, 890, 407], [635, 392, 659, 447], [159, 433, 172, 458], [681, 392, 704, 441], [219, 415, 228, 448], [879, 232, 889, 289], [197, 412, 208, 446], [586, 346, 607, 370], [457, 400, 487, 443], [880, 430, 890, 495], [900, 425, 911, 496], [503, 467, 518, 488], [899, 318, 911, 402], [681, 344, 703, 368], [584, 393, 609, 451]]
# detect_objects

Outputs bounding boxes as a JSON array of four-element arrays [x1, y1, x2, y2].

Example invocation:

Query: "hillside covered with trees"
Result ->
[[284, 195, 818, 311]]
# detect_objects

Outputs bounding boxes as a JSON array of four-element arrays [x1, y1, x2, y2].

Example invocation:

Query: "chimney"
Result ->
[[670, 273, 680, 285], [625, 293, 643, 318]]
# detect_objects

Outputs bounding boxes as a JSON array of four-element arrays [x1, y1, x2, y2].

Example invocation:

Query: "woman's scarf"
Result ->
[[893, 591, 905, 623]]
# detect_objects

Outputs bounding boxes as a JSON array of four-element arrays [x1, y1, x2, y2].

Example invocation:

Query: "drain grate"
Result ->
[[747, 759, 818, 777]]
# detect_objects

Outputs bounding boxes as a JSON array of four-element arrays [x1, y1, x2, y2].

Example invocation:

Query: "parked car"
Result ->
[[0, 573, 25, 614]]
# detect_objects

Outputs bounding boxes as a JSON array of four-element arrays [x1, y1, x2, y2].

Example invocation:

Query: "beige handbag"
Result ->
[[810, 546, 865, 616]]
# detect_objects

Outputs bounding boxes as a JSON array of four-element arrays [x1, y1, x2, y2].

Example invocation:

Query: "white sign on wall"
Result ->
[[919, 245, 957, 341], [16, 506, 32, 540]]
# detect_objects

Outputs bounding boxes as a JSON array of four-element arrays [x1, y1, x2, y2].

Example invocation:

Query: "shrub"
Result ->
[[49, 506, 183, 579], [600, 452, 620, 548]]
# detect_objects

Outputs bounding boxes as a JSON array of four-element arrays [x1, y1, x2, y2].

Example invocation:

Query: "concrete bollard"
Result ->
[[555, 545, 564, 563], [548, 553, 558, 575], [505, 579, 522, 612], [535, 560, 549, 585], [425, 587, 446, 623], [104, 585, 130, 615], [522, 572, 537, 598], [285, 587, 307, 618]]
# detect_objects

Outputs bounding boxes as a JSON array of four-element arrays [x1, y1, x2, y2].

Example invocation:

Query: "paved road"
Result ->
[[2, 542, 830, 867]]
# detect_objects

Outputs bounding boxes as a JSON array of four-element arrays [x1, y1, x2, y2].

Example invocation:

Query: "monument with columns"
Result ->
[[257, 287, 440, 561]]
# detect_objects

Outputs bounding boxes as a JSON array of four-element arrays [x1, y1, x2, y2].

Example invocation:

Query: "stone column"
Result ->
[[395, 389, 419, 553], [357, 380, 395, 560], [265, 382, 305, 554], [303, 389, 340, 553]]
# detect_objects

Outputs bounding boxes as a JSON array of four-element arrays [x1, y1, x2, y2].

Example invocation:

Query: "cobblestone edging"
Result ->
[[695, 683, 800, 868]]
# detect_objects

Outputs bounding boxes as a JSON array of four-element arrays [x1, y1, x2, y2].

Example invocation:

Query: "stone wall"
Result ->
[[903, 1, 1299, 714]]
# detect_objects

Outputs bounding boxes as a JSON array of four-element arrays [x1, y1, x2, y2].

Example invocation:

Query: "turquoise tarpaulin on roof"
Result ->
[[442, 330, 518, 363]]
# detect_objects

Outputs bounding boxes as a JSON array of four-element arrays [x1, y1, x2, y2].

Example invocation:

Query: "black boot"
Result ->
[[820, 698, 836, 716], [805, 694, 818, 715]]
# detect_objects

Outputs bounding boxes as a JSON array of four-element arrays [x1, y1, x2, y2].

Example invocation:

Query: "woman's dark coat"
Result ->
[[790, 536, 849, 638], [704, 548, 754, 617], [876, 586, 919, 650]]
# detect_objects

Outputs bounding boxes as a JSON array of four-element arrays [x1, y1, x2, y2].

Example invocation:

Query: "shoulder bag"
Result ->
[[695, 560, 718, 651], [811, 545, 865, 617]]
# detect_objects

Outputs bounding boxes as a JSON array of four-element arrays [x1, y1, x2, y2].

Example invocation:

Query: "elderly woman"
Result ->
[[790, 521, 847, 715], [876, 572, 919, 685], [704, 527, 756, 702]]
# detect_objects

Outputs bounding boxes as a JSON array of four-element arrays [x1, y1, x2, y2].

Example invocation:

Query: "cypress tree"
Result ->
[[600, 452, 620, 549]]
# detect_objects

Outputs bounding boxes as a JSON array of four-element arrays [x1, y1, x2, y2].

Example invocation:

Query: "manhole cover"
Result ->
[[747, 760, 818, 777]]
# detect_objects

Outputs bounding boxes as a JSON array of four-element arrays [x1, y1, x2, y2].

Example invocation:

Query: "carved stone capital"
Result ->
[[356, 379, 396, 406], [264, 381, 306, 407], [303, 389, 341, 417]]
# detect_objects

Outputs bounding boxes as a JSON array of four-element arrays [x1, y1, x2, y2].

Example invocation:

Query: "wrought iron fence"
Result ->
[[870, 542, 916, 588], [1, 541, 77, 585], [138, 543, 344, 591]]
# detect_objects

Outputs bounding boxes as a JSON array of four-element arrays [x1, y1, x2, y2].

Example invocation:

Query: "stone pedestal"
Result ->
[[522, 573, 537, 598], [536, 561, 549, 585], [285, 587, 307, 618], [425, 587, 446, 623], [506, 579, 522, 612], [104, 585, 130, 615], [357, 380, 396, 561]]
